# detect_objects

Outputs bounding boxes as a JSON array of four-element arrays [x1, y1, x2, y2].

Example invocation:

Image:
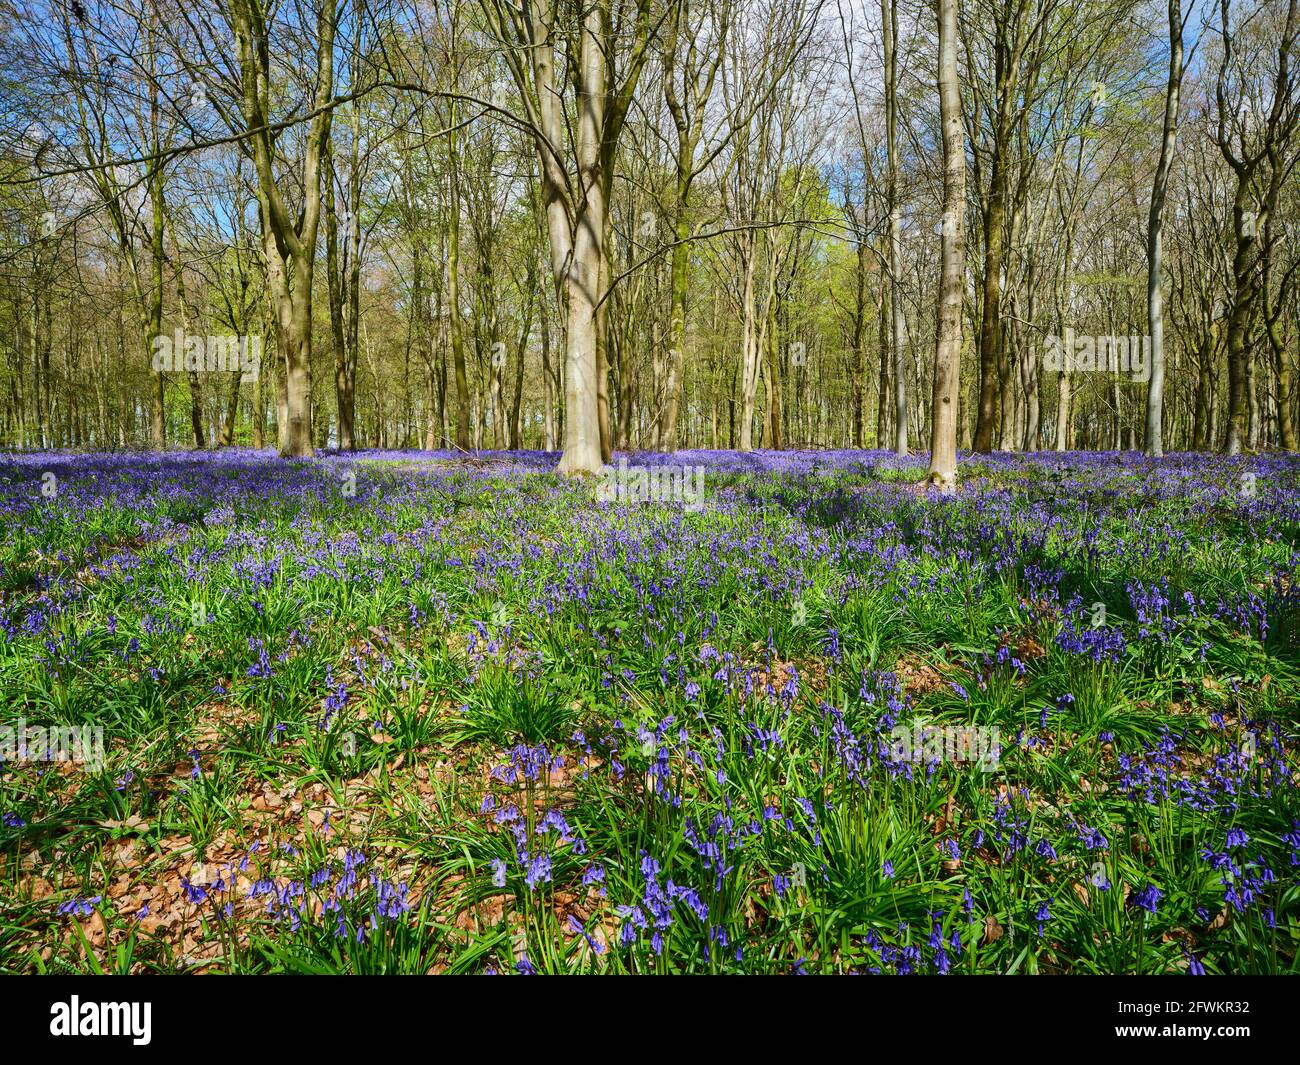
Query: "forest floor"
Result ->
[[0, 447, 1297, 973]]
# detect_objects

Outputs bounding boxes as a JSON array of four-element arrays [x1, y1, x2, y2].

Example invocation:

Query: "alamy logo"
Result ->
[[596, 458, 705, 512], [151, 329, 261, 380], [1042, 329, 1150, 383], [1, 718, 104, 770], [889, 723, 1001, 771], [50, 996, 151, 1045]]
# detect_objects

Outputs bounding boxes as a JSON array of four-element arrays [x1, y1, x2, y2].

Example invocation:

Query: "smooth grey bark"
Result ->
[[927, 0, 967, 491], [1145, 0, 1187, 458]]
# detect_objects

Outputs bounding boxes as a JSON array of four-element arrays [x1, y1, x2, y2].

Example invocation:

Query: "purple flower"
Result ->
[[524, 853, 552, 890], [57, 897, 102, 917], [567, 915, 606, 955], [1129, 884, 1162, 915]]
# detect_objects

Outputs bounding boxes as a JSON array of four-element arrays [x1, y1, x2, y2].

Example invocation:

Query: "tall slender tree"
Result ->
[[1145, 0, 1189, 457], [929, 0, 967, 489]]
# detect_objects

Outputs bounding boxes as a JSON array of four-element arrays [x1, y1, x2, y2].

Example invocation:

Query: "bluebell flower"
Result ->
[[57, 897, 102, 917], [524, 853, 552, 890], [1129, 884, 1162, 915]]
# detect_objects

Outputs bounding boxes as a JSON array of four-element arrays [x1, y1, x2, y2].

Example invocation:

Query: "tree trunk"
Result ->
[[448, 133, 471, 450], [883, 0, 907, 457], [659, 210, 690, 451], [974, 151, 1006, 452], [927, 0, 966, 491], [737, 235, 761, 451], [1145, 0, 1185, 457], [1223, 180, 1254, 455]]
